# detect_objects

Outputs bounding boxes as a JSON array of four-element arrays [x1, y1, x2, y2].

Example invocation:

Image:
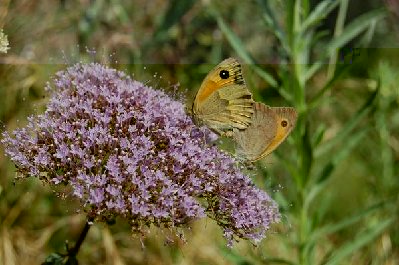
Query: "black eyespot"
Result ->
[[281, 120, 288, 127], [219, 70, 230, 79]]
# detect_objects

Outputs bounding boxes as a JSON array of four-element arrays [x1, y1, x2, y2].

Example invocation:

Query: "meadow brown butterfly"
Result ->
[[192, 58, 254, 136], [233, 102, 297, 161]]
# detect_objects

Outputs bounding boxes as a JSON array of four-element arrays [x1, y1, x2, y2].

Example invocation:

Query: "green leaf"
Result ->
[[309, 63, 352, 109], [255, 0, 289, 53], [315, 129, 367, 184], [299, 122, 313, 185], [41, 253, 65, 265], [304, 201, 388, 257], [375, 100, 395, 182], [219, 247, 251, 264], [260, 257, 296, 265], [311, 124, 326, 148], [274, 150, 303, 189], [303, 128, 367, 214], [304, 62, 323, 83], [293, 0, 301, 34], [300, 0, 339, 32], [315, 87, 378, 157], [274, 192, 291, 213], [154, 0, 197, 40], [323, 218, 394, 265], [212, 9, 278, 87], [312, 201, 387, 241], [326, 9, 386, 55]]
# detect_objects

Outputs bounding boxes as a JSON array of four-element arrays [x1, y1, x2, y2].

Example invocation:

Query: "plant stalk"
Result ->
[[65, 217, 94, 263]]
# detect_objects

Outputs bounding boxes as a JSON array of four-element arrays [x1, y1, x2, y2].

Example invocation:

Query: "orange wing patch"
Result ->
[[196, 80, 218, 103], [260, 118, 290, 157]]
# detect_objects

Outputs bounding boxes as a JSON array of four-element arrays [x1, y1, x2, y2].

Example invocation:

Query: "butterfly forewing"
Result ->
[[192, 58, 254, 135]]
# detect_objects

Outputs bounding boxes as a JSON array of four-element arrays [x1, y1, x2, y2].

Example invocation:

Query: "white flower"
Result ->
[[0, 29, 10, 54]]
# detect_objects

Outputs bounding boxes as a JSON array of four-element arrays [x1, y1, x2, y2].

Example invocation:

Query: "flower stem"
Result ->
[[65, 217, 94, 263]]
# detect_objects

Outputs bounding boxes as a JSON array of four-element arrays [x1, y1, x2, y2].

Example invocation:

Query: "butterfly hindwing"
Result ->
[[233, 102, 297, 161]]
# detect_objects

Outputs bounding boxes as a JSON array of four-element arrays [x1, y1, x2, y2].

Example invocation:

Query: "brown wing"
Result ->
[[233, 102, 297, 161]]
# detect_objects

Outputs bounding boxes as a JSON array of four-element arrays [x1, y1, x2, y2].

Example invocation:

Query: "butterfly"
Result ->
[[192, 58, 254, 136], [233, 102, 297, 161]]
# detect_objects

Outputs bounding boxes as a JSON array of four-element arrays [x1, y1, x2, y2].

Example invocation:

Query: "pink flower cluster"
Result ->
[[2, 63, 280, 246]]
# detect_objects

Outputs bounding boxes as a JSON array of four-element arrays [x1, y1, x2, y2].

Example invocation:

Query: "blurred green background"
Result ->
[[1, 0, 398, 264]]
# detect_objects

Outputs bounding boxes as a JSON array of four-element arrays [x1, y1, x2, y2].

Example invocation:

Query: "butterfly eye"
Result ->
[[219, 70, 230, 79], [281, 120, 288, 127]]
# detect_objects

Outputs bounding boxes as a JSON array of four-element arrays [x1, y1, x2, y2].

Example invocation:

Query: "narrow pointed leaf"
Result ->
[[304, 201, 388, 256], [154, 0, 197, 40], [326, 9, 385, 55], [316, 129, 367, 184], [301, 0, 339, 32], [213, 10, 278, 87], [315, 88, 378, 157], [324, 218, 394, 265]]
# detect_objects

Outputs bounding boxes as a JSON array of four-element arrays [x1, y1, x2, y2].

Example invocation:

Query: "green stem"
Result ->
[[299, 189, 309, 265]]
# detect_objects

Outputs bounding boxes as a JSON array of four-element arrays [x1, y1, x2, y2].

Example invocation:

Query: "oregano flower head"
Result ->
[[2, 63, 280, 246]]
